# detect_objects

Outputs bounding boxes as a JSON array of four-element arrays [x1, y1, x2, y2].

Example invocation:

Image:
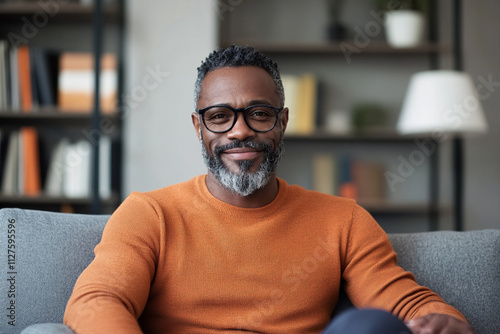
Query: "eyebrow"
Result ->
[[198, 100, 276, 111], [246, 99, 274, 106]]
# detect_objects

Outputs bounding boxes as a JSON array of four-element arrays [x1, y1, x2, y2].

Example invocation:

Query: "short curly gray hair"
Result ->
[[194, 45, 285, 108]]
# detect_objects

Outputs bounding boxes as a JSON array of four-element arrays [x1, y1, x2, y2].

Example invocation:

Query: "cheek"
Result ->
[[200, 131, 219, 155], [271, 129, 284, 147]]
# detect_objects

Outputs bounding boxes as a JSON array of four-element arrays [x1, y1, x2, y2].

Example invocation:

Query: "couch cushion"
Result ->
[[389, 230, 500, 334], [0, 208, 109, 334]]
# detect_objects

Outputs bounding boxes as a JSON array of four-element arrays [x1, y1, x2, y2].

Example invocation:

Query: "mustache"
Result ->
[[214, 139, 272, 156]]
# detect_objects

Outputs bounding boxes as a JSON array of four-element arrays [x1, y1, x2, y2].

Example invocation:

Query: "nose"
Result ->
[[226, 112, 256, 140]]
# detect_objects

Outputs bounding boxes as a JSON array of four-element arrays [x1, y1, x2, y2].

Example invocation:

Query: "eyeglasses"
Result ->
[[196, 104, 284, 133]]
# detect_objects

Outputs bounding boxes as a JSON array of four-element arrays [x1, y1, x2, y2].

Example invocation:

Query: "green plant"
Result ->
[[351, 103, 388, 134], [373, 0, 430, 13]]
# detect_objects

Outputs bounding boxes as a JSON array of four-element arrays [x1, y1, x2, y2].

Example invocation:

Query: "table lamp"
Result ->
[[396, 70, 488, 230], [397, 70, 487, 135]]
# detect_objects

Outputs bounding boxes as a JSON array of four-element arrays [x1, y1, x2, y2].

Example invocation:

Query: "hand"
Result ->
[[405, 313, 474, 334]]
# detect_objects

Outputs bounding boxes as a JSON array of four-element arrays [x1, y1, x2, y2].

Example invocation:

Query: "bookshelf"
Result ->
[[0, 109, 120, 128], [0, 2, 121, 21], [218, 41, 449, 56], [281, 132, 440, 230], [0, 0, 124, 214], [219, 0, 451, 232]]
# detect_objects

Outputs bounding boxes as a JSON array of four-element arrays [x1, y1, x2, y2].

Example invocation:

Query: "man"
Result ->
[[61, 45, 472, 333]]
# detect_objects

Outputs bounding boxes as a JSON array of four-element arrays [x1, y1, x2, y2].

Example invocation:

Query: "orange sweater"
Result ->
[[64, 175, 466, 333]]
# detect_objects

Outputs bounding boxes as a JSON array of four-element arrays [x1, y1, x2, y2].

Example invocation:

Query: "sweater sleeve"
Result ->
[[64, 193, 164, 333], [341, 205, 467, 323]]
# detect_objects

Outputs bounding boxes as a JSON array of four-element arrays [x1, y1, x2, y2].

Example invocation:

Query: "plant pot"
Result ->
[[384, 10, 425, 48]]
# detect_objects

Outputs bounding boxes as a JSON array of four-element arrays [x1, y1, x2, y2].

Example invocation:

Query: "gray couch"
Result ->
[[0, 208, 499, 334]]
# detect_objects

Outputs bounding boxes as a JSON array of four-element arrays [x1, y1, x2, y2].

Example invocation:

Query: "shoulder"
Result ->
[[115, 175, 205, 217], [276, 179, 365, 231], [278, 178, 378, 228], [281, 178, 357, 210], [139, 175, 204, 204]]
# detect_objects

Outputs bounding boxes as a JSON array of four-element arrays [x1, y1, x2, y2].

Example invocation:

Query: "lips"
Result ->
[[214, 140, 270, 160], [222, 148, 261, 160]]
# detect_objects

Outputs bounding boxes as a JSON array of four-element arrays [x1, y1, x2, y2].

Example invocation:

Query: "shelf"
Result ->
[[218, 1, 448, 231], [0, 110, 120, 128], [358, 199, 436, 215], [0, 0, 124, 214], [219, 41, 450, 56], [284, 131, 432, 143], [0, 193, 119, 214], [0, 193, 118, 205], [0, 2, 122, 23]]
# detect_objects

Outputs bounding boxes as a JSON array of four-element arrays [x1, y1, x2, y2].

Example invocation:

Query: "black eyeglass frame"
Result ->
[[196, 104, 284, 133]]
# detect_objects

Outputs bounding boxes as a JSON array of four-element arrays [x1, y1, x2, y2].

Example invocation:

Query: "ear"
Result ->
[[281, 107, 289, 133], [191, 112, 202, 141]]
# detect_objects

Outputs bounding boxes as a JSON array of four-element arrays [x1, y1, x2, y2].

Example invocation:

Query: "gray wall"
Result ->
[[124, 0, 216, 195]]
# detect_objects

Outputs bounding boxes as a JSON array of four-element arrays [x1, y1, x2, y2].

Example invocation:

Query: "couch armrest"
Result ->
[[0, 208, 109, 334], [389, 230, 500, 334], [334, 230, 500, 334]]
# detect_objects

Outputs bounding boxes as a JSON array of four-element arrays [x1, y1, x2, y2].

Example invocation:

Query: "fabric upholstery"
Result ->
[[20, 323, 75, 334], [389, 230, 500, 334], [0, 208, 109, 334], [0, 208, 498, 334]]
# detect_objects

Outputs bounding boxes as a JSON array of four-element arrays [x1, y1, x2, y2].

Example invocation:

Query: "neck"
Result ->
[[205, 172, 279, 208]]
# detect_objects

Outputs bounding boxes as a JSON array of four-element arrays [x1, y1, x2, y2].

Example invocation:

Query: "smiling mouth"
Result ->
[[222, 148, 261, 160]]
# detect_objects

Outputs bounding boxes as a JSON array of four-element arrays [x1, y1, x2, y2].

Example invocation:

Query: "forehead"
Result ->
[[198, 66, 279, 106]]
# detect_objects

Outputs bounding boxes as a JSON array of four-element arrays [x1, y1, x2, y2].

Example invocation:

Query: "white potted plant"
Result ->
[[375, 0, 430, 48]]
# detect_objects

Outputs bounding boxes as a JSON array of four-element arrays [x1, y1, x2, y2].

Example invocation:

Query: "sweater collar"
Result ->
[[195, 175, 289, 218]]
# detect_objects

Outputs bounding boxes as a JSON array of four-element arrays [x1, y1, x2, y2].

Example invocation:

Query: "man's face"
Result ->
[[192, 66, 288, 196]]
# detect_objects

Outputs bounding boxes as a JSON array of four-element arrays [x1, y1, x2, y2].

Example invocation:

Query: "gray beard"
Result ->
[[201, 137, 285, 197]]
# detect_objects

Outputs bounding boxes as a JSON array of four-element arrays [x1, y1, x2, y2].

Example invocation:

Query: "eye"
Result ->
[[211, 113, 229, 119], [205, 107, 233, 123], [247, 107, 275, 119]]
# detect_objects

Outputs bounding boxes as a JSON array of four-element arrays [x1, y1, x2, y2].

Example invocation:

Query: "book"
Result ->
[[1, 132, 19, 195], [338, 155, 357, 200], [17, 45, 42, 196], [312, 153, 338, 195], [0, 131, 8, 188], [281, 75, 300, 134], [29, 47, 40, 109], [44, 138, 70, 196], [99, 135, 112, 199], [63, 139, 92, 198], [58, 52, 117, 113], [0, 40, 8, 110], [295, 74, 318, 135], [352, 160, 387, 202], [45, 137, 111, 199], [18, 45, 33, 111], [31, 47, 59, 107], [282, 73, 318, 135], [9, 46, 20, 111]]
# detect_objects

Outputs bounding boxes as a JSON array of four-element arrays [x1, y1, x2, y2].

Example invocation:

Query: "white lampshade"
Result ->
[[397, 70, 488, 135]]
